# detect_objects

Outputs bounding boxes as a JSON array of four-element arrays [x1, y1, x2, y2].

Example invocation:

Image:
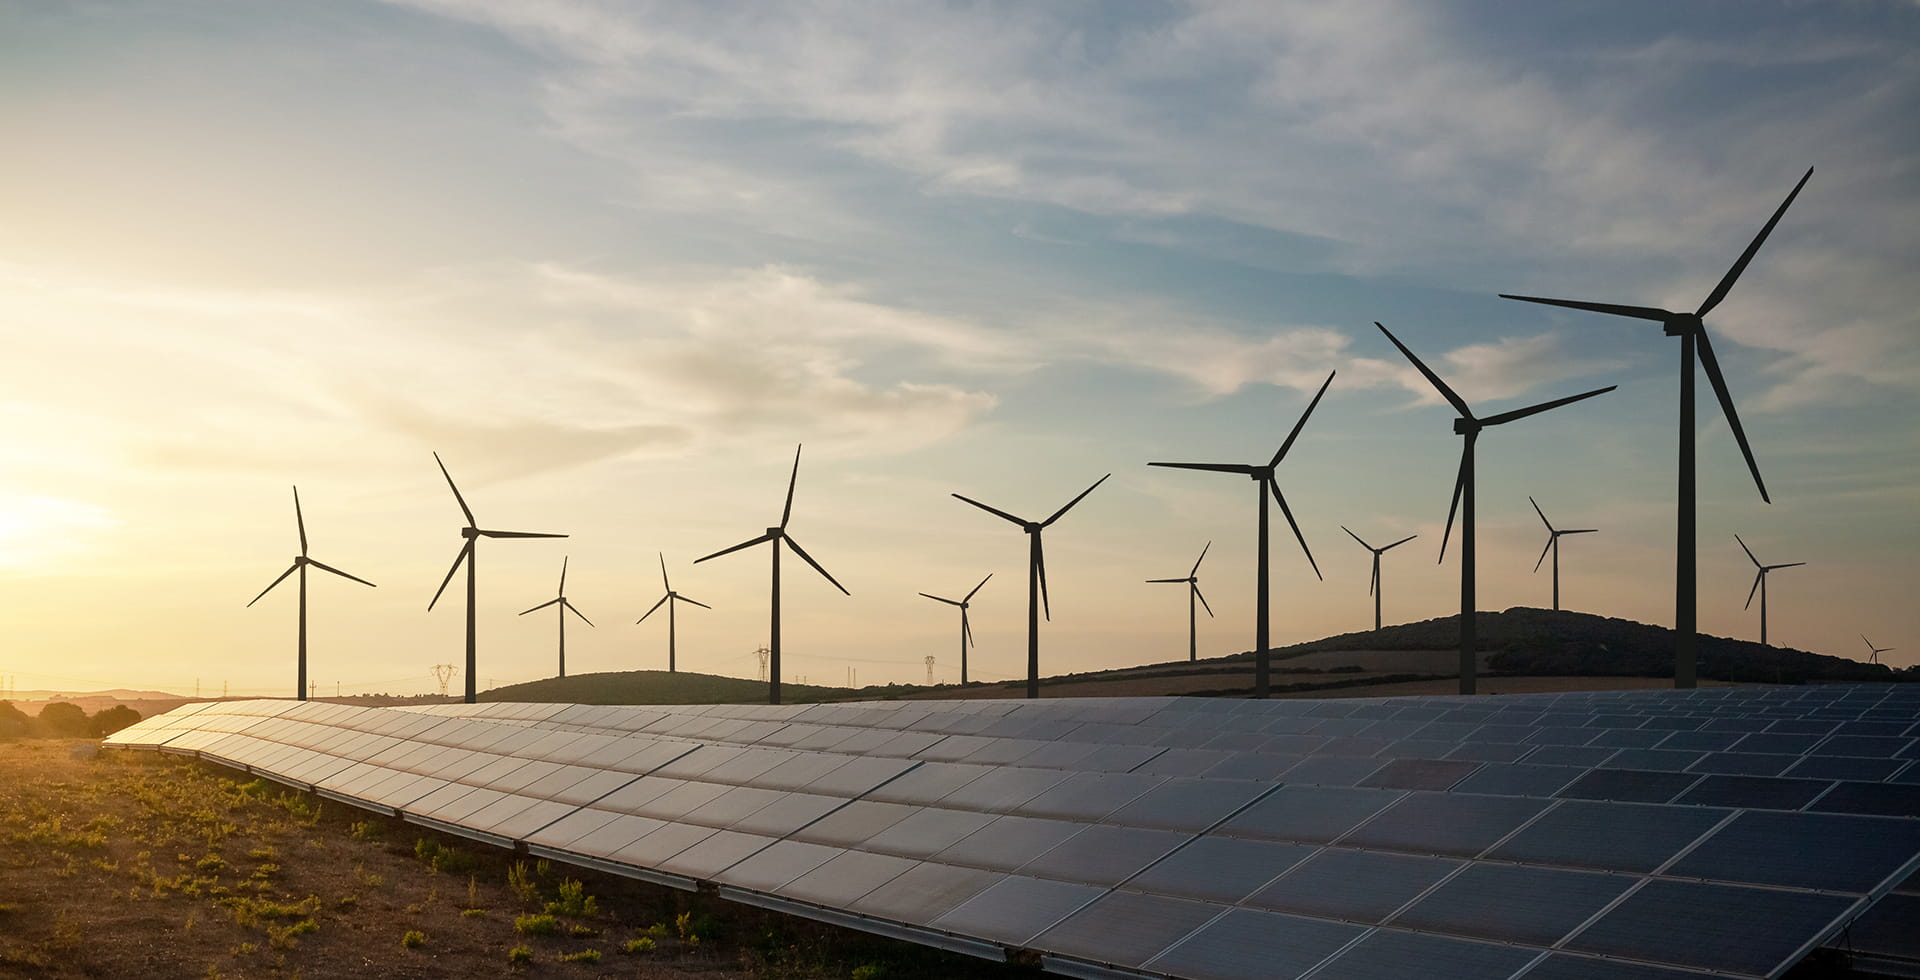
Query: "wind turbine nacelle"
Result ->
[[1664, 313, 1703, 337], [767, 527, 783, 537], [1023, 523, 1042, 534], [461, 527, 480, 539], [1453, 417, 1480, 436]]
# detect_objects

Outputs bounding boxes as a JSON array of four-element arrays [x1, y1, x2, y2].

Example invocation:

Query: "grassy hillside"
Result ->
[[483, 670, 861, 705]]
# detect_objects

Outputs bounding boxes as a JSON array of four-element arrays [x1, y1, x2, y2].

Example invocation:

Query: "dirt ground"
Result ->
[[0, 740, 1017, 980]]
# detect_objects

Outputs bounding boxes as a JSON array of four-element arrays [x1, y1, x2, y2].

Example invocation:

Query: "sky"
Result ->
[[2, 0, 1917, 697]]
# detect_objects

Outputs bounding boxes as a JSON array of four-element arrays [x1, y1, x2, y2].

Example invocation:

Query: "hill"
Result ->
[[483, 670, 860, 705]]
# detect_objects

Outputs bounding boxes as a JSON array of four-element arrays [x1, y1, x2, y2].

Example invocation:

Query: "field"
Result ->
[[0, 740, 1014, 979]]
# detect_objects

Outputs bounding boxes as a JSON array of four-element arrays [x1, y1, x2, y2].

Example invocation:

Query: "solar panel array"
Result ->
[[108, 685, 1920, 980]]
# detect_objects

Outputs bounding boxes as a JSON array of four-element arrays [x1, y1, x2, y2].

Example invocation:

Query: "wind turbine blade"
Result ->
[[659, 552, 670, 592], [1439, 448, 1468, 564], [1145, 578, 1188, 584], [1697, 167, 1813, 318], [1479, 385, 1617, 427], [1146, 461, 1258, 475], [1271, 370, 1336, 466], [1376, 323, 1474, 420], [1770, 562, 1806, 570], [1564, 528, 1599, 535], [306, 558, 376, 589], [1533, 535, 1554, 574], [1382, 533, 1418, 551], [1736, 533, 1760, 568], [783, 535, 850, 595], [428, 541, 473, 611], [1190, 540, 1211, 577], [565, 600, 595, 628], [1530, 495, 1553, 533], [558, 555, 568, 594], [292, 485, 308, 556], [964, 573, 992, 602], [952, 493, 1030, 528], [920, 593, 963, 606], [1342, 525, 1372, 551], [519, 597, 561, 616], [1745, 571, 1763, 610], [433, 452, 476, 527], [479, 529, 568, 539], [1862, 634, 1873, 652], [781, 444, 802, 529], [678, 595, 712, 610], [1695, 328, 1770, 503], [637, 593, 670, 623], [1369, 561, 1378, 597], [1043, 473, 1110, 527], [1270, 483, 1321, 580], [1193, 582, 1214, 618], [1035, 535, 1051, 621], [247, 564, 299, 607], [962, 609, 974, 649], [1498, 295, 1672, 323], [694, 531, 776, 564]]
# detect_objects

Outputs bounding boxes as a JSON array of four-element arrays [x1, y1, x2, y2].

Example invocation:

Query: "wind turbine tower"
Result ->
[[1530, 497, 1597, 612], [1737, 535, 1803, 647], [638, 553, 711, 673], [919, 574, 991, 683], [1341, 526, 1416, 632], [519, 556, 594, 678], [247, 486, 375, 701], [1146, 543, 1214, 662]]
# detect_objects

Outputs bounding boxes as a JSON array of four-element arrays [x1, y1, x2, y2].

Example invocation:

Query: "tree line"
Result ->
[[0, 701, 143, 739]]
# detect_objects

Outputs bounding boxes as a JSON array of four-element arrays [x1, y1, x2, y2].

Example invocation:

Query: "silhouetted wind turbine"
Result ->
[[1737, 534, 1803, 647], [1376, 323, 1615, 695], [953, 474, 1109, 699], [427, 453, 566, 703], [519, 557, 593, 679], [1530, 497, 1597, 612], [248, 486, 375, 701], [1146, 543, 1214, 663], [638, 553, 709, 673], [1150, 371, 1332, 698], [1861, 635, 1894, 667], [1502, 167, 1811, 687], [694, 444, 848, 705], [1341, 526, 1415, 632], [919, 573, 991, 684]]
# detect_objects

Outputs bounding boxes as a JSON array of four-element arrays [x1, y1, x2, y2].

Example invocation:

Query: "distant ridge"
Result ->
[[1270, 606, 1903, 685]]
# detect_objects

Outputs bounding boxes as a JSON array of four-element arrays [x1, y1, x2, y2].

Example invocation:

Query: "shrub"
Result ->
[[348, 821, 383, 842], [400, 930, 425, 949], [514, 913, 557, 936], [544, 879, 597, 918], [0, 701, 30, 738], [89, 705, 143, 737], [506, 861, 539, 904], [559, 949, 601, 964], [852, 965, 885, 980], [623, 937, 656, 954], [507, 946, 534, 965], [36, 702, 90, 737]]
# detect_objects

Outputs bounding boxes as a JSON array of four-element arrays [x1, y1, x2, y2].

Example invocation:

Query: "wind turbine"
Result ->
[[953, 474, 1109, 699], [1861, 635, 1894, 667], [427, 453, 567, 703], [1376, 322, 1615, 695], [918, 573, 991, 684], [518, 557, 594, 679], [1530, 497, 1597, 612], [1736, 535, 1803, 647], [694, 444, 848, 705], [1150, 371, 1333, 698], [1146, 543, 1214, 663], [247, 486, 376, 701], [637, 553, 710, 673], [1340, 526, 1415, 632], [1501, 167, 1811, 687]]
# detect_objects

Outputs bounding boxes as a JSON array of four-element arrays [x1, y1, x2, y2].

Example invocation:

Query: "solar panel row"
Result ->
[[106, 686, 1920, 980]]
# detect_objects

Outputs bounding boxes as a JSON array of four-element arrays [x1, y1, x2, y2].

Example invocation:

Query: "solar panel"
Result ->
[[105, 685, 1920, 980]]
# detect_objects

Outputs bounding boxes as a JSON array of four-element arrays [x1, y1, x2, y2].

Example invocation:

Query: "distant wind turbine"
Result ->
[[1376, 322, 1615, 695], [694, 444, 848, 705], [427, 453, 566, 703], [519, 557, 593, 679], [1146, 543, 1214, 663], [1861, 635, 1894, 667], [1150, 371, 1333, 698], [1530, 497, 1597, 612], [953, 474, 1109, 699], [918, 573, 991, 684], [637, 553, 710, 673], [1502, 167, 1811, 687], [247, 486, 375, 701], [1341, 526, 1415, 632], [1737, 535, 1803, 647]]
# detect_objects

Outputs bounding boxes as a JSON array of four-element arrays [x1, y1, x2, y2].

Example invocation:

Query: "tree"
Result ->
[[0, 701, 28, 739], [89, 705, 142, 737], [35, 701, 90, 737]]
